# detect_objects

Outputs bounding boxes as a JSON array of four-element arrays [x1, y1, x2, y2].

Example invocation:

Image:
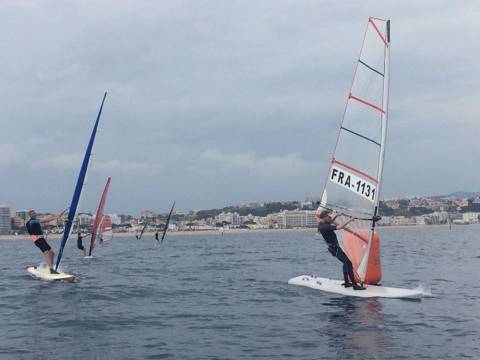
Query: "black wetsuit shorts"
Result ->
[[34, 238, 51, 253]]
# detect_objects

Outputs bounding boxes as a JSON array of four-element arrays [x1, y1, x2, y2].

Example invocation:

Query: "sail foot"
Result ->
[[342, 229, 382, 285]]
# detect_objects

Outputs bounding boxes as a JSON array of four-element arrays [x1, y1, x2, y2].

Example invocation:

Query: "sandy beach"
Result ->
[[0, 228, 318, 241], [1, 223, 473, 241]]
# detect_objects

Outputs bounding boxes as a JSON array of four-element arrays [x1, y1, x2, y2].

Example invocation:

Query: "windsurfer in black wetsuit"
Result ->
[[316, 210, 365, 290], [26, 210, 65, 274], [77, 231, 86, 257]]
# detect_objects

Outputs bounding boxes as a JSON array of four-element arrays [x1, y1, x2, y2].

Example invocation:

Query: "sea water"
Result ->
[[0, 226, 478, 359]]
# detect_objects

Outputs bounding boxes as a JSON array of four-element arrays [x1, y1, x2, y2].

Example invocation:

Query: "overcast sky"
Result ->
[[0, 1, 479, 215]]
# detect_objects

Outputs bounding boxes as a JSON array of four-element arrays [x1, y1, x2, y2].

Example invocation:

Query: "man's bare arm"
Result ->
[[39, 214, 60, 224], [39, 208, 68, 224], [336, 217, 354, 230], [331, 212, 344, 221]]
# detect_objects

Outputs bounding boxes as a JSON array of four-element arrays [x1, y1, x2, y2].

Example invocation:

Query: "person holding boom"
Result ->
[[316, 209, 365, 290]]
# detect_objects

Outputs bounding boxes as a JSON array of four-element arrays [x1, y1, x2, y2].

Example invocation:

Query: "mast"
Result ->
[[55, 92, 108, 270], [357, 19, 390, 282], [374, 19, 390, 211]]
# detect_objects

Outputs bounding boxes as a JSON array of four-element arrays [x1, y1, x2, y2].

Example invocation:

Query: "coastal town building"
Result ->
[[452, 199, 469, 208], [15, 210, 29, 221], [11, 216, 24, 229], [109, 214, 121, 225], [214, 212, 241, 226], [0, 205, 12, 234], [281, 210, 317, 228], [266, 213, 284, 229], [77, 213, 93, 226], [141, 210, 157, 220], [414, 216, 426, 225], [462, 212, 479, 224]]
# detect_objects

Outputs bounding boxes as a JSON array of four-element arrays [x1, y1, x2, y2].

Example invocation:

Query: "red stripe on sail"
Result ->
[[369, 18, 388, 47], [349, 94, 385, 113], [99, 215, 112, 243], [332, 159, 379, 184], [369, 16, 387, 22]]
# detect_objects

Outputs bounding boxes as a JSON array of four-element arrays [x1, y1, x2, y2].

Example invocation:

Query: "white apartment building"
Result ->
[[109, 214, 122, 225], [77, 213, 93, 226], [462, 212, 480, 224], [0, 205, 11, 234], [215, 212, 241, 226], [281, 210, 317, 228]]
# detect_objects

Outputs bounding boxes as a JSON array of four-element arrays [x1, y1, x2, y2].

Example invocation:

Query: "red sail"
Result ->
[[99, 215, 113, 243], [89, 177, 111, 255]]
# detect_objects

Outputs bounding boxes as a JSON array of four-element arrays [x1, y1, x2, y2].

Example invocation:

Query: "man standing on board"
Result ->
[[316, 210, 365, 290], [77, 231, 87, 257], [26, 210, 65, 274]]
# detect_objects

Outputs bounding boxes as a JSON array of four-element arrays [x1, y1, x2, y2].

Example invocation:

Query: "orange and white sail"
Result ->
[[319, 18, 390, 284]]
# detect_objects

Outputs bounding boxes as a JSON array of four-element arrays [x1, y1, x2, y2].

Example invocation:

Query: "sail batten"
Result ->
[[319, 18, 390, 284], [368, 18, 389, 46], [340, 126, 381, 146], [349, 94, 385, 113], [358, 60, 384, 77]]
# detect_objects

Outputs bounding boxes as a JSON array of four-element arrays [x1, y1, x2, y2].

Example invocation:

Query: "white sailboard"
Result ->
[[27, 266, 75, 282], [288, 275, 426, 299], [289, 19, 427, 298]]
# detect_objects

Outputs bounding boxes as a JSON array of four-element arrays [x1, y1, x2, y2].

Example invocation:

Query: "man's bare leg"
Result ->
[[43, 250, 54, 269]]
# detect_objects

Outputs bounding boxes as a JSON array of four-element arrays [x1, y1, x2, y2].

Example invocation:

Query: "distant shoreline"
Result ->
[[1, 223, 477, 241], [0, 228, 316, 241]]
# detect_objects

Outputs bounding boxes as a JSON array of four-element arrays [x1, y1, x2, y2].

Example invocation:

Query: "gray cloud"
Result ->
[[1, 1, 479, 214]]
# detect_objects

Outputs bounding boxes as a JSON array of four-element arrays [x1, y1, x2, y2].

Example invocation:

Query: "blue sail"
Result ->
[[55, 92, 107, 270]]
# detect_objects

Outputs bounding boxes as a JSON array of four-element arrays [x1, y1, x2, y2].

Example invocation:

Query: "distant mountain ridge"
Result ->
[[443, 191, 480, 199]]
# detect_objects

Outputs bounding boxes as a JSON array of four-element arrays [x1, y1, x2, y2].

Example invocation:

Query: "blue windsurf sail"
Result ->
[[55, 92, 108, 270]]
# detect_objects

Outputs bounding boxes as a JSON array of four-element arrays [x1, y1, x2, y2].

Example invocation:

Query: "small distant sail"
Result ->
[[99, 215, 113, 243], [89, 177, 112, 256], [319, 18, 390, 284], [55, 92, 108, 270], [136, 221, 148, 240], [158, 201, 175, 244]]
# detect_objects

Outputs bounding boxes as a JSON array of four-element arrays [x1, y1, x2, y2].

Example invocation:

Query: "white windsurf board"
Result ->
[[288, 275, 427, 299], [27, 266, 75, 282]]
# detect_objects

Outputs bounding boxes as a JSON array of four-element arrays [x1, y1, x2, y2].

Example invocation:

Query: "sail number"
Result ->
[[330, 165, 376, 202]]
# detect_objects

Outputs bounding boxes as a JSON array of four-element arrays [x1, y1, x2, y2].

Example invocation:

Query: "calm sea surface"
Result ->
[[1, 226, 479, 359]]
